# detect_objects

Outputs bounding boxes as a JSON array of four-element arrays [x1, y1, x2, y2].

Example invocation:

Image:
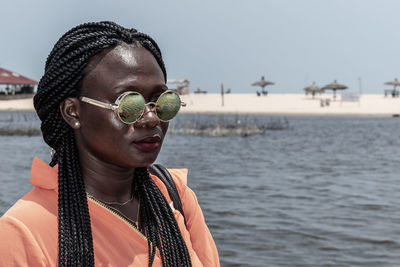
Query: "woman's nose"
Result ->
[[134, 105, 160, 128]]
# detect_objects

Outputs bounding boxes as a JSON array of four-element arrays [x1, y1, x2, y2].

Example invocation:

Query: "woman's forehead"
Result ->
[[92, 45, 151, 72], [80, 45, 165, 97]]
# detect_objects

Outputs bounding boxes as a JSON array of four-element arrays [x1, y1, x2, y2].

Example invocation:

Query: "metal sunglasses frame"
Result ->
[[79, 90, 186, 124]]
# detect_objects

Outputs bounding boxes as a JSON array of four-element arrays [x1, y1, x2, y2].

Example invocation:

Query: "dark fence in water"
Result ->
[[0, 111, 289, 137], [0, 111, 41, 136], [168, 113, 289, 137]]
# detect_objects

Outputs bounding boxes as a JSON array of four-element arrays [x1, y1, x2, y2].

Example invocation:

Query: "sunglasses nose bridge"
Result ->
[[135, 103, 160, 127], [142, 102, 159, 117]]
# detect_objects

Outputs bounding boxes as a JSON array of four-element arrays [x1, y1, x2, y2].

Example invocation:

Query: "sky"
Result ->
[[1, 0, 400, 94]]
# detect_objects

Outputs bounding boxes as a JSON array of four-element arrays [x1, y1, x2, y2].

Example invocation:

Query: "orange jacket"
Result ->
[[0, 157, 219, 266]]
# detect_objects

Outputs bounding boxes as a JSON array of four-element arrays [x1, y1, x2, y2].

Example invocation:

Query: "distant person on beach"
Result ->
[[0, 21, 219, 266]]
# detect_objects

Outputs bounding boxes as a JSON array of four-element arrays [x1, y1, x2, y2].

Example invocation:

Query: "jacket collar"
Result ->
[[30, 157, 58, 190]]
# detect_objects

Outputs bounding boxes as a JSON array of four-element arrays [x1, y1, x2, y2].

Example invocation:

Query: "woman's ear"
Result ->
[[60, 97, 81, 129]]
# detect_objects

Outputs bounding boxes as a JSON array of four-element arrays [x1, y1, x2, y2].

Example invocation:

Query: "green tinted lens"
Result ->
[[118, 93, 145, 123], [156, 91, 181, 121]]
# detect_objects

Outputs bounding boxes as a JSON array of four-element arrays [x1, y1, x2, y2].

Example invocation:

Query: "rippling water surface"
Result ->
[[1, 111, 400, 266]]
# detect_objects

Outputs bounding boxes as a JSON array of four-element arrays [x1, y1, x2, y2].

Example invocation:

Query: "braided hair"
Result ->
[[34, 21, 192, 267]]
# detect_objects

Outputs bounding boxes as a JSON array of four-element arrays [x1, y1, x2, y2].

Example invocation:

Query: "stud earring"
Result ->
[[73, 121, 81, 129]]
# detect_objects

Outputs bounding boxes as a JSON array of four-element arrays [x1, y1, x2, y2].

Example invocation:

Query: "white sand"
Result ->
[[0, 98, 34, 111], [1, 93, 400, 116], [180, 93, 400, 116]]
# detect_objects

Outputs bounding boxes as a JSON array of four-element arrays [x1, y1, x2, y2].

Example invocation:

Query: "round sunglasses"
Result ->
[[79, 90, 186, 124]]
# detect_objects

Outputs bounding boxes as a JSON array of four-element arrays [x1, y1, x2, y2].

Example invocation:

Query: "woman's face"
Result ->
[[76, 45, 168, 168]]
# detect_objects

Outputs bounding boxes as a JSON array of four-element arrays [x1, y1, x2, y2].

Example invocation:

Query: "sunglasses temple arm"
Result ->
[[180, 101, 187, 107], [80, 97, 117, 110]]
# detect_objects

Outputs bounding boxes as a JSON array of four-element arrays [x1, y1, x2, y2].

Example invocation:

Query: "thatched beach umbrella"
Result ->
[[384, 78, 400, 89], [304, 82, 324, 98], [322, 80, 348, 100], [252, 76, 274, 95], [384, 78, 400, 97]]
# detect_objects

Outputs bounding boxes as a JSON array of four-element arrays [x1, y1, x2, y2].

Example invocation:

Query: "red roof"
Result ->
[[0, 68, 38, 85]]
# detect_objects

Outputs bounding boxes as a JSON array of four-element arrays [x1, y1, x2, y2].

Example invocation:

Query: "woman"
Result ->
[[0, 21, 219, 267]]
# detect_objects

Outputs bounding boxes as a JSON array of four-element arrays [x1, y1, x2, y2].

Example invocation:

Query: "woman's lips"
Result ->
[[134, 135, 161, 152]]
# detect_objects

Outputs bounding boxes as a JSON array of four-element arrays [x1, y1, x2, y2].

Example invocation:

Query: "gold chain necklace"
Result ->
[[86, 193, 141, 229], [86, 192, 134, 206], [102, 200, 141, 229]]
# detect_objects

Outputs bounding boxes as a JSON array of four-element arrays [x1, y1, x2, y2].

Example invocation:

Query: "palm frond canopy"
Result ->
[[322, 80, 348, 90], [251, 76, 275, 88], [384, 78, 400, 87], [304, 82, 324, 93]]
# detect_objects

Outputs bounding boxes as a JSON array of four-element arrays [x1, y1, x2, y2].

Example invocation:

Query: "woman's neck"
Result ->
[[79, 151, 136, 203]]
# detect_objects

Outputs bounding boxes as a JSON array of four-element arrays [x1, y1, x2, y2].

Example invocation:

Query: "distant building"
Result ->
[[194, 88, 207, 94], [0, 68, 38, 96], [167, 79, 190, 95]]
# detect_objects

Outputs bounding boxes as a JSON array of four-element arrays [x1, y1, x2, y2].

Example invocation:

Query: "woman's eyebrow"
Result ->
[[111, 84, 168, 97], [155, 84, 169, 91]]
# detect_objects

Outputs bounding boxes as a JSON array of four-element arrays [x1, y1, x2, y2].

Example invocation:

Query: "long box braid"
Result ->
[[34, 21, 192, 267]]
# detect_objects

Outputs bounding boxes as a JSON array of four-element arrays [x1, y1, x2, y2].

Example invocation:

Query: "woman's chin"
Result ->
[[129, 155, 159, 168]]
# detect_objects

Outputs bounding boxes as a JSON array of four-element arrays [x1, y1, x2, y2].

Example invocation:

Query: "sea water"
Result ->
[[1, 111, 399, 266]]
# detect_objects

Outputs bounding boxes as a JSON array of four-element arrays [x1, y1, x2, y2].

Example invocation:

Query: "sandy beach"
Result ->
[[0, 98, 34, 111], [179, 93, 400, 116], [1, 93, 400, 116]]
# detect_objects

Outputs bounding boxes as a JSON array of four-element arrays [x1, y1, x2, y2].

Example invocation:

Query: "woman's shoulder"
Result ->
[[166, 168, 189, 192], [0, 187, 58, 234], [163, 168, 198, 214], [164, 168, 221, 266], [0, 188, 57, 266], [150, 166, 189, 198]]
